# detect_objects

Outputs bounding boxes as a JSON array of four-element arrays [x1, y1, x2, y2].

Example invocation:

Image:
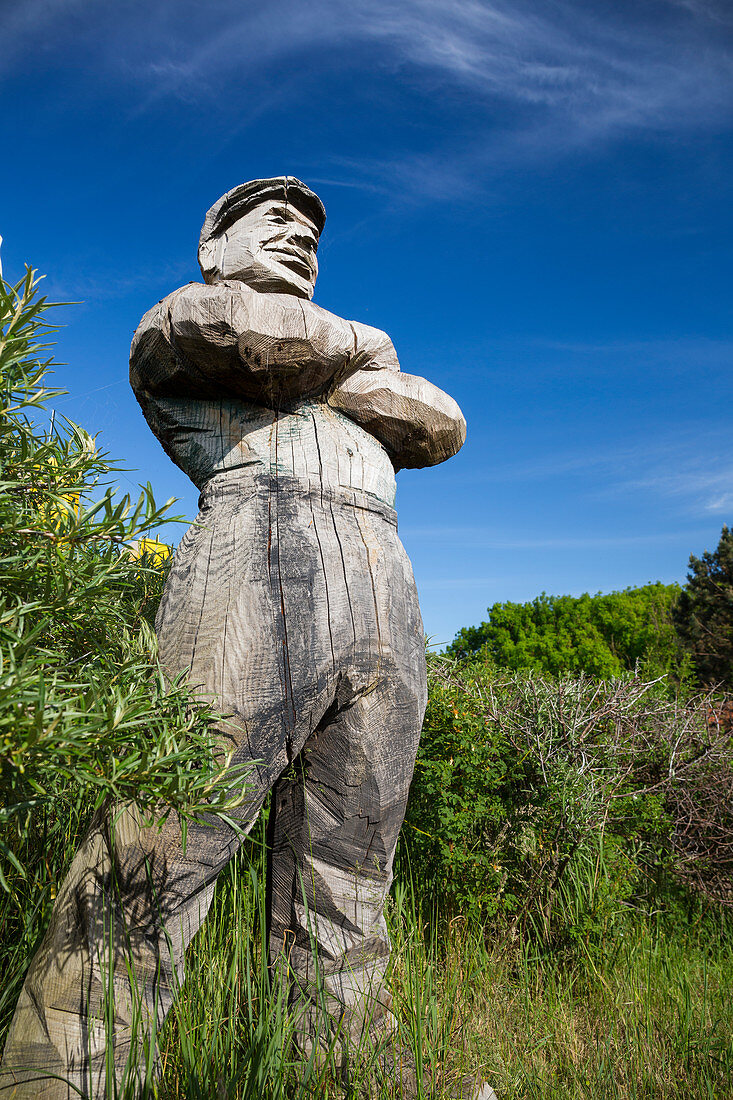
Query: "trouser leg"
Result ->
[[267, 675, 425, 1057], [0, 797, 256, 1099], [0, 484, 427, 1095]]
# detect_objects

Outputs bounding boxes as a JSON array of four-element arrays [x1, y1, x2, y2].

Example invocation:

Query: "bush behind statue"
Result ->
[[405, 657, 733, 947]]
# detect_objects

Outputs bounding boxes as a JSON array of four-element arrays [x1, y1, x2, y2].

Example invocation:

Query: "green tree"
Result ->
[[674, 525, 733, 686], [447, 584, 683, 679]]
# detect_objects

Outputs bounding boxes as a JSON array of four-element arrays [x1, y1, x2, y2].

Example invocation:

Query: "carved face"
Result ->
[[207, 200, 320, 299]]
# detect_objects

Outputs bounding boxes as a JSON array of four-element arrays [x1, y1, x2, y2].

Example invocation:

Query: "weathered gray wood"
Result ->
[[129, 276, 464, 477], [1, 177, 466, 1098], [329, 366, 466, 470]]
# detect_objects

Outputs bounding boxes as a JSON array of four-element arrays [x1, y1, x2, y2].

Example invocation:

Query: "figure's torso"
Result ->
[[149, 394, 397, 506]]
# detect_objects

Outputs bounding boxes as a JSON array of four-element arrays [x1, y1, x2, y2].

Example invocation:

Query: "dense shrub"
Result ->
[[405, 657, 733, 945]]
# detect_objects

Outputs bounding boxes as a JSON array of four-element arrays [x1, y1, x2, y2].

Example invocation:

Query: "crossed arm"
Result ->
[[130, 280, 465, 469]]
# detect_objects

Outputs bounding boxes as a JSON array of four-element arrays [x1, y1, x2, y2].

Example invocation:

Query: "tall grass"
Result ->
[[147, 830, 733, 1100], [155, 821, 437, 1100]]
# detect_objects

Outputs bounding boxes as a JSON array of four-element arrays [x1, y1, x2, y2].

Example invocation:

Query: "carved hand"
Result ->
[[329, 368, 466, 470]]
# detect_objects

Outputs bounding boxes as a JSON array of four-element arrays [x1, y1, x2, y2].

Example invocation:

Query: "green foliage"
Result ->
[[405, 663, 516, 918], [0, 269, 247, 1028], [406, 658, 733, 947], [447, 584, 685, 681], [161, 839, 733, 1098], [674, 524, 733, 687]]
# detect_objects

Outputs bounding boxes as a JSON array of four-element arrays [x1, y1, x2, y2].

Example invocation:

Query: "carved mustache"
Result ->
[[261, 234, 316, 278]]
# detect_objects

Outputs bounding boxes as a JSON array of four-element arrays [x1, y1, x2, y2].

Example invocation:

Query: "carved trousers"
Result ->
[[0, 475, 427, 1097]]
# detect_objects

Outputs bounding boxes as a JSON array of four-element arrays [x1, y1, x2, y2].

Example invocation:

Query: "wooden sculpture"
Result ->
[[0, 177, 467, 1097]]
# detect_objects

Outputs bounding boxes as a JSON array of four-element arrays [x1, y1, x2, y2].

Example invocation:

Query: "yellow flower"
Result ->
[[127, 537, 172, 566]]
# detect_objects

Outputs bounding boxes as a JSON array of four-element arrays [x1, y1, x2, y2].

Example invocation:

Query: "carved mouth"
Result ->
[[264, 245, 313, 280]]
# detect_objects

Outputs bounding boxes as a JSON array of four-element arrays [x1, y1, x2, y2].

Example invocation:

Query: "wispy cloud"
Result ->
[[361, 0, 733, 127], [576, 436, 733, 519], [667, 0, 733, 20], [452, 425, 731, 487], [525, 337, 733, 364], [621, 463, 733, 515], [3, 0, 732, 196], [40, 256, 195, 304], [121, 0, 733, 129], [0, 0, 88, 52], [436, 424, 733, 521]]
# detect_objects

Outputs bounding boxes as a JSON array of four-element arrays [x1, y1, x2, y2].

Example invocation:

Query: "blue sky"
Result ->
[[2, 0, 732, 647]]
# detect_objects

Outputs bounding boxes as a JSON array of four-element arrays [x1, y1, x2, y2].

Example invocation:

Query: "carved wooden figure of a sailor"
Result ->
[[0, 177, 467, 1098]]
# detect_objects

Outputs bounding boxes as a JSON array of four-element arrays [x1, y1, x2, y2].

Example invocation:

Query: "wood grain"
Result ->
[[0, 177, 466, 1098]]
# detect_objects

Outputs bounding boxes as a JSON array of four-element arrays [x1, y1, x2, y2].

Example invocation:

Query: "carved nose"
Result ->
[[289, 231, 316, 255]]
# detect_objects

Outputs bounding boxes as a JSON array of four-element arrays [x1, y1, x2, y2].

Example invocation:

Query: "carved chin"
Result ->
[[250, 257, 315, 299]]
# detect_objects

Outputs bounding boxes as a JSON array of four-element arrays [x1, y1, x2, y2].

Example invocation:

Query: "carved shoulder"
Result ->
[[130, 282, 358, 403]]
